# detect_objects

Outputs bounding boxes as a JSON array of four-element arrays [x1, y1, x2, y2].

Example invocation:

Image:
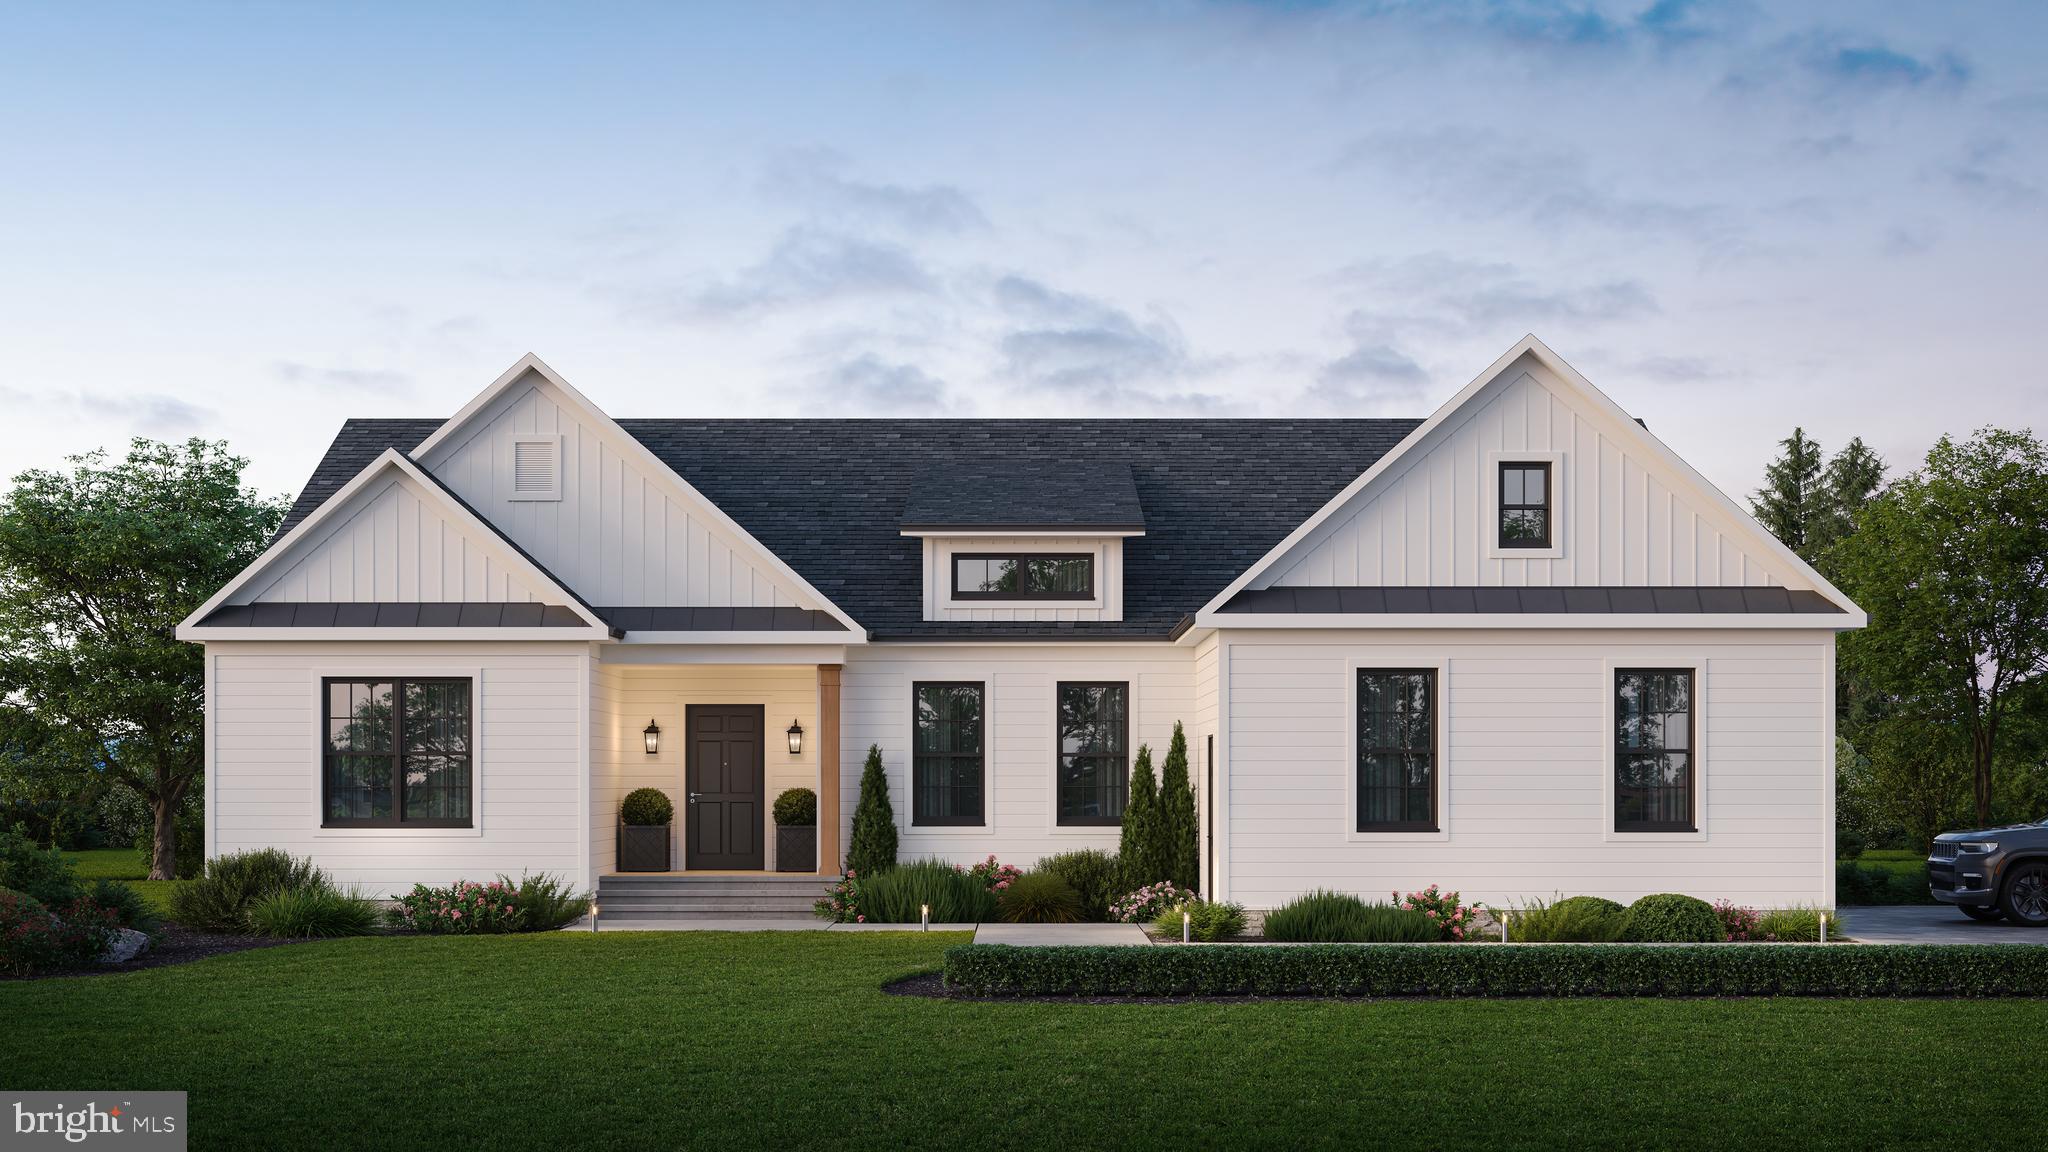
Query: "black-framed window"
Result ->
[[1056, 681, 1128, 825], [322, 678, 473, 827], [1498, 461, 1552, 548], [952, 553, 1094, 601], [1357, 669, 1437, 832], [913, 682, 984, 826], [1615, 668, 1694, 832]]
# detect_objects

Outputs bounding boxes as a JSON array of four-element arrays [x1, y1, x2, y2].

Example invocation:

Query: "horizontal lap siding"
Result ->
[[208, 642, 587, 893], [1224, 629, 1830, 910], [839, 645, 1194, 867]]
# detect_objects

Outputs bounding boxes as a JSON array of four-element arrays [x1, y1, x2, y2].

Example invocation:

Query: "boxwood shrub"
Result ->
[[1623, 893, 1725, 942], [941, 942, 2048, 999]]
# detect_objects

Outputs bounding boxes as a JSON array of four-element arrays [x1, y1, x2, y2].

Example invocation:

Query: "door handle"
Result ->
[[688, 792, 702, 805]]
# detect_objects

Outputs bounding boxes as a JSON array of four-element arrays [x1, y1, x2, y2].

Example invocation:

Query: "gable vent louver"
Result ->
[[510, 437, 561, 500]]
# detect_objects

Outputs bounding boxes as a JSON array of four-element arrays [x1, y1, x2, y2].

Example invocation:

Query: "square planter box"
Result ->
[[618, 823, 671, 872], [776, 825, 816, 873]]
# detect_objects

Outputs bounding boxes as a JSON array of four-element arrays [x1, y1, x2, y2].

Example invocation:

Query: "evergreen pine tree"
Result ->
[[845, 744, 897, 876], [1750, 428, 1825, 555], [1158, 721, 1200, 891], [1119, 743, 1161, 885], [1813, 436, 1887, 557]]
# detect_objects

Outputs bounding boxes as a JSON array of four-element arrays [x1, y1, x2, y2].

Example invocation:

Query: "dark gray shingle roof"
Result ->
[[278, 418, 1420, 639], [900, 458, 1143, 531]]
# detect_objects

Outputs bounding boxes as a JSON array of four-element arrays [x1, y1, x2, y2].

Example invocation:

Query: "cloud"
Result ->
[[1331, 254, 1660, 333], [808, 354, 953, 413], [762, 149, 986, 236], [616, 227, 938, 322], [1806, 40, 1969, 88], [78, 392, 214, 434], [1940, 137, 2041, 207], [991, 275, 1190, 392], [272, 361, 415, 397]]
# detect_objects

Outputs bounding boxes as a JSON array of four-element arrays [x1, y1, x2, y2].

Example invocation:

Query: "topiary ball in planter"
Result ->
[[621, 788, 674, 827], [773, 788, 818, 873], [618, 788, 674, 873], [1623, 893, 1725, 942]]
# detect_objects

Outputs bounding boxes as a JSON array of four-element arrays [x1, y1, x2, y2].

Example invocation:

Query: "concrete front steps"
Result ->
[[594, 873, 833, 923]]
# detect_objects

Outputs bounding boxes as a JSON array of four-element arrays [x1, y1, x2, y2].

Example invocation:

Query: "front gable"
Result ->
[[412, 356, 863, 635], [1198, 335, 1864, 628]]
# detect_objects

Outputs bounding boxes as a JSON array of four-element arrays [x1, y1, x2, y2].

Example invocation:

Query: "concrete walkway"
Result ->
[[1842, 905, 2048, 944], [973, 922, 1152, 946], [570, 915, 983, 932]]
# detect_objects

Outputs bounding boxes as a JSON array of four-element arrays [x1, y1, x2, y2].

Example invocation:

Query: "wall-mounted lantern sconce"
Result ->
[[786, 719, 804, 756], [643, 720, 661, 756]]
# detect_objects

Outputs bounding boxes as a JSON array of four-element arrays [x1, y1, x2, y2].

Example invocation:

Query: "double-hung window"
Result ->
[[1056, 682, 1128, 825], [912, 682, 985, 826], [323, 678, 473, 827], [1498, 462, 1552, 548], [1357, 669, 1437, 832], [1614, 669, 1694, 832]]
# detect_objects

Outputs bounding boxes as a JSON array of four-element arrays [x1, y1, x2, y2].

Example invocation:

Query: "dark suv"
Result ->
[[1928, 822, 2048, 925]]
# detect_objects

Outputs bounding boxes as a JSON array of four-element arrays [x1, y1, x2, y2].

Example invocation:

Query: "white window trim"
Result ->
[[1601, 656, 1709, 844], [1485, 450, 1566, 560], [904, 676, 996, 835], [310, 666, 486, 839], [1345, 655, 1453, 844], [1046, 670, 1141, 838], [935, 540, 1110, 612], [507, 435, 563, 502]]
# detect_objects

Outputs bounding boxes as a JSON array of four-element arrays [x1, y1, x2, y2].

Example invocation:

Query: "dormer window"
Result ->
[[1498, 462, 1551, 548], [952, 553, 1094, 601]]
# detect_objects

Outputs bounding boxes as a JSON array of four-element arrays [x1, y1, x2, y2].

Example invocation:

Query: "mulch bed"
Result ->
[[3, 926, 315, 982]]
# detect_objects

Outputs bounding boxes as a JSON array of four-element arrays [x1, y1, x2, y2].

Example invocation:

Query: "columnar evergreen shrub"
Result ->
[[1157, 722, 1199, 892], [1118, 744, 1162, 886], [845, 745, 898, 877], [1034, 849, 1121, 921], [1623, 893, 1726, 942], [997, 872, 1083, 923]]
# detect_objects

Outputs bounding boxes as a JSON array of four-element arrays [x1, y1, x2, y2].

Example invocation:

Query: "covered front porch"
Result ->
[[591, 651, 844, 884]]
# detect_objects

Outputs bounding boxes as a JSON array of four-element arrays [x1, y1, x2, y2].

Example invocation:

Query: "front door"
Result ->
[[685, 705, 765, 870]]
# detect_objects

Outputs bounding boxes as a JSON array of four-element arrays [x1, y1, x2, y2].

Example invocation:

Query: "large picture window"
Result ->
[[952, 553, 1094, 601], [1056, 682, 1128, 825], [913, 682, 985, 826], [1357, 669, 1437, 832], [323, 678, 473, 827], [1498, 461, 1552, 548], [1615, 668, 1694, 832]]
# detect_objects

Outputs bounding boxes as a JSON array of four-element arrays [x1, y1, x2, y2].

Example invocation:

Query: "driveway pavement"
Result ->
[[1841, 904, 2048, 944]]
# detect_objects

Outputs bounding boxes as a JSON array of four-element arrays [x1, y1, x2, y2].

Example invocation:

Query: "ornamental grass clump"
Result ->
[[392, 878, 526, 934], [1755, 906, 1843, 942], [502, 873, 591, 931], [247, 886, 381, 938], [170, 848, 328, 932], [1623, 893, 1726, 943], [1153, 899, 1247, 942], [1507, 895, 1629, 943], [860, 859, 998, 923], [1033, 849, 1122, 922], [1263, 890, 1439, 943], [998, 871, 1083, 924]]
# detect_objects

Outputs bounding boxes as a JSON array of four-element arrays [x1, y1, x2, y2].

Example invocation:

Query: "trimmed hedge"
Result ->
[[941, 943, 2048, 999]]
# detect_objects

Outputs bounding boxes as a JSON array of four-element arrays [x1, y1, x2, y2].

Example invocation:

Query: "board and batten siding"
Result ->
[[837, 644, 1194, 866], [920, 537, 1125, 622], [418, 374, 820, 611], [1267, 364, 1802, 590], [590, 660, 820, 872], [1221, 628, 1834, 910], [205, 641, 590, 893], [245, 474, 555, 605]]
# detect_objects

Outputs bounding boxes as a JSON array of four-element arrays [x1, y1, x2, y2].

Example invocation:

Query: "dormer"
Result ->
[[900, 458, 1144, 622]]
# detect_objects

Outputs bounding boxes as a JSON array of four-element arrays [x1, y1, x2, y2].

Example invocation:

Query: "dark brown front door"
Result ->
[[685, 705, 765, 870]]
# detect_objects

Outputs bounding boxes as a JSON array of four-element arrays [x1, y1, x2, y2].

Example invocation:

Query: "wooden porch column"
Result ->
[[817, 664, 842, 875]]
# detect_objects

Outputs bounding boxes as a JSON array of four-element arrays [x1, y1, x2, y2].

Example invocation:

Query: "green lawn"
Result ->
[[5, 933, 2046, 1150], [64, 847, 150, 879]]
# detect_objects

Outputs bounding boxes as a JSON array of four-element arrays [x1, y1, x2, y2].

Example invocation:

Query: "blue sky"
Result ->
[[2, 1, 2044, 500]]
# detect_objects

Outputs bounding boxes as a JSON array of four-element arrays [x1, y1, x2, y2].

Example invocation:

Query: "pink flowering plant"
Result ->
[[0, 891, 119, 977], [1714, 900, 1760, 942], [813, 870, 866, 923], [965, 855, 1022, 892], [392, 879, 525, 934], [1397, 884, 1484, 941], [1111, 881, 1194, 924]]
